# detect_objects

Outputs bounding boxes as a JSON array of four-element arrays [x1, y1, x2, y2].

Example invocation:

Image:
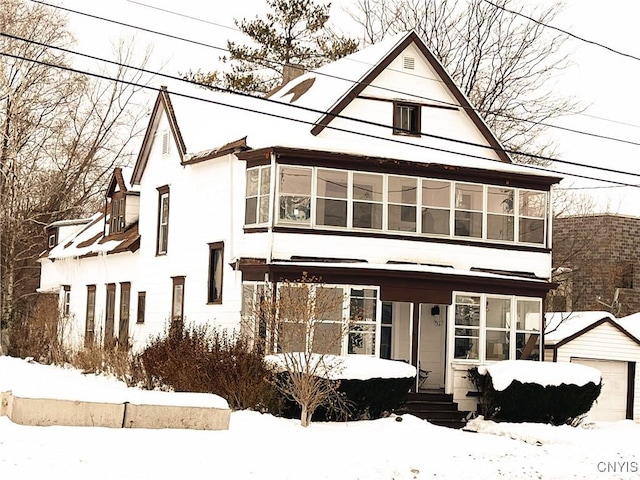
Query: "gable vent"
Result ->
[[403, 56, 415, 70], [161, 130, 170, 156]]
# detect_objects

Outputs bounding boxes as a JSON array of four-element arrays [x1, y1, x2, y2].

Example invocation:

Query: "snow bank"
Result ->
[[0, 356, 229, 409], [265, 353, 416, 380], [477, 360, 601, 391]]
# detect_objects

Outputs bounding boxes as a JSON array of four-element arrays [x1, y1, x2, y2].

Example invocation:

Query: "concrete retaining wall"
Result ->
[[0, 391, 231, 430]]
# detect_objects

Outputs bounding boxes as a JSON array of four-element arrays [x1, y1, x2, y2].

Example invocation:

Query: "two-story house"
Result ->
[[38, 31, 561, 411]]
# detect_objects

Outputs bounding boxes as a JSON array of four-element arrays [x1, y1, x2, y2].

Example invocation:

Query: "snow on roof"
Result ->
[[544, 311, 615, 346], [614, 312, 640, 342], [46, 211, 138, 260], [265, 354, 416, 380], [0, 356, 228, 409], [156, 35, 559, 182], [46, 217, 94, 229], [477, 360, 601, 391]]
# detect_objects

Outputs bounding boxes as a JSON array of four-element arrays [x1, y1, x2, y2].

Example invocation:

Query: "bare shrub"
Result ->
[[244, 274, 354, 426], [138, 322, 280, 412], [8, 293, 72, 364], [71, 340, 141, 386]]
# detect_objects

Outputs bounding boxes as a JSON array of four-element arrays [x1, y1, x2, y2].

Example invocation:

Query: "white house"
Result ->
[[545, 311, 640, 422], [39, 31, 561, 411]]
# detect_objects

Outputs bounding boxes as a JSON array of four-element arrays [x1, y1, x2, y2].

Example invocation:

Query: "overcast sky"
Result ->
[[58, 0, 640, 215]]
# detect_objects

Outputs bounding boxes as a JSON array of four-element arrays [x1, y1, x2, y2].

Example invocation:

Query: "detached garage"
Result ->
[[545, 312, 640, 422]]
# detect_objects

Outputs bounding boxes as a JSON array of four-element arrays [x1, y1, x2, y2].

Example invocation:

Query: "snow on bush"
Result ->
[[265, 353, 417, 380], [477, 360, 601, 391]]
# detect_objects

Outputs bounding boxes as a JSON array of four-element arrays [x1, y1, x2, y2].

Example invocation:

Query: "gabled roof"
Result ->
[[106, 167, 137, 196], [544, 311, 640, 347], [268, 31, 511, 163], [129, 33, 562, 185]]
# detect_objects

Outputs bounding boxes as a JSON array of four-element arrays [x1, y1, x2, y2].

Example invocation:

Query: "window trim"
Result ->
[[119, 282, 131, 346], [105, 283, 116, 346], [207, 242, 224, 304], [245, 165, 271, 226], [156, 185, 170, 255], [109, 192, 126, 235], [62, 285, 71, 316]]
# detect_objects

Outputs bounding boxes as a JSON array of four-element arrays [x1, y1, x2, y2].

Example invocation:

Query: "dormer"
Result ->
[[45, 218, 93, 251], [105, 167, 139, 236]]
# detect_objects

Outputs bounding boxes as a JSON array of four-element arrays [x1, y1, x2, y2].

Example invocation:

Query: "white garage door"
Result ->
[[571, 358, 628, 422]]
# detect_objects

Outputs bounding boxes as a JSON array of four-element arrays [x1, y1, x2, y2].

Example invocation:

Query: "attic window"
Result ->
[[161, 130, 170, 156], [403, 56, 415, 70], [48, 231, 57, 248], [393, 102, 421, 136]]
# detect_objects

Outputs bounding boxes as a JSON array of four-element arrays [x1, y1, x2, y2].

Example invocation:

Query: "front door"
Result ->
[[418, 304, 446, 389]]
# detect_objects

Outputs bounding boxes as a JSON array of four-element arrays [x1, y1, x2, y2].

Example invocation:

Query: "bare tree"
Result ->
[[347, 0, 577, 163], [243, 274, 353, 426], [0, 0, 151, 348]]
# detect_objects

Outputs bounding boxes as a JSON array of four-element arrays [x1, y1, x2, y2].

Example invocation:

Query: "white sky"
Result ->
[[2, 355, 640, 479], [57, 0, 640, 215]]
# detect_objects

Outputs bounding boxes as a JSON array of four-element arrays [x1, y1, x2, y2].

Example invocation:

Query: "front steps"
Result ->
[[397, 391, 468, 428]]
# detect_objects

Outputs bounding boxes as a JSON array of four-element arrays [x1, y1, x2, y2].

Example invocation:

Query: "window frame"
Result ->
[[207, 242, 224, 304], [119, 282, 131, 346], [452, 292, 542, 364], [171, 276, 185, 329], [105, 283, 116, 346], [245, 165, 271, 226], [156, 185, 170, 255], [136, 291, 146, 324], [85, 285, 96, 346], [393, 101, 421, 136], [271, 165, 549, 247], [62, 285, 71, 317]]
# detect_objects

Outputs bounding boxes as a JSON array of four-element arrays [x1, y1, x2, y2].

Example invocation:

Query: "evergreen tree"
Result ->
[[184, 0, 358, 95]]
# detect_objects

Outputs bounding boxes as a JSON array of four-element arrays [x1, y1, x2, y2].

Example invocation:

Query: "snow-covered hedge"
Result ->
[[470, 361, 602, 426]]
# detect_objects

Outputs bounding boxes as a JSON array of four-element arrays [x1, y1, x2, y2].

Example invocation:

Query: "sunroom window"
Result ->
[[454, 183, 483, 238], [516, 299, 541, 360], [454, 295, 480, 360], [485, 297, 511, 361], [421, 179, 450, 235], [352, 173, 383, 230], [519, 190, 546, 244], [316, 169, 348, 227], [348, 288, 377, 355], [387, 176, 417, 232], [278, 166, 311, 224], [487, 187, 514, 241], [245, 166, 271, 225]]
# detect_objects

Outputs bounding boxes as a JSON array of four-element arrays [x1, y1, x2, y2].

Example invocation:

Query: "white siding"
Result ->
[[555, 322, 640, 422]]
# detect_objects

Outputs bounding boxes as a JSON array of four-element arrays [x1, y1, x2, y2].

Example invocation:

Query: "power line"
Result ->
[[6, 29, 640, 185], [5, 45, 640, 191], [30, 0, 640, 145], [482, 0, 640, 63]]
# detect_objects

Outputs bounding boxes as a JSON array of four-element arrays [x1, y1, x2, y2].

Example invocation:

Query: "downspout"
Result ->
[[228, 153, 235, 264]]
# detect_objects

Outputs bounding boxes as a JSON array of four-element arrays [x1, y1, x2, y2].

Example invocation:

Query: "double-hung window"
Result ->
[[454, 183, 483, 238], [454, 295, 480, 360], [62, 285, 71, 316], [487, 187, 514, 241], [208, 242, 224, 304], [387, 176, 417, 232], [422, 179, 450, 235], [85, 285, 96, 346], [157, 186, 169, 255], [348, 288, 377, 355], [352, 173, 383, 230], [519, 190, 546, 244]]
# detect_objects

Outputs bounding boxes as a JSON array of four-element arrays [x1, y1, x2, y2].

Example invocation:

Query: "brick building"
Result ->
[[550, 214, 640, 316]]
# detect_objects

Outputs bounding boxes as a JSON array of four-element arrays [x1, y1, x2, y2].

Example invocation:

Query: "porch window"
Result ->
[[156, 186, 170, 255], [422, 179, 450, 235], [387, 176, 417, 232], [519, 190, 546, 244], [352, 173, 383, 230], [348, 288, 377, 355], [487, 187, 514, 241], [85, 285, 96, 345], [454, 294, 480, 359], [278, 166, 311, 224], [245, 166, 271, 225], [454, 183, 483, 238], [453, 294, 542, 362], [485, 297, 510, 361], [316, 169, 348, 227]]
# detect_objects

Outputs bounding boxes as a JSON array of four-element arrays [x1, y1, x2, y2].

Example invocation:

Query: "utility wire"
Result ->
[[483, 0, 640, 63], [5, 29, 640, 184], [5, 46, 640, 190], [30, 0, 640, 144]]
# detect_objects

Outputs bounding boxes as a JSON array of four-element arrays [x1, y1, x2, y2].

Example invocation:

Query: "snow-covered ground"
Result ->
[[1, 356, 639, 480]]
